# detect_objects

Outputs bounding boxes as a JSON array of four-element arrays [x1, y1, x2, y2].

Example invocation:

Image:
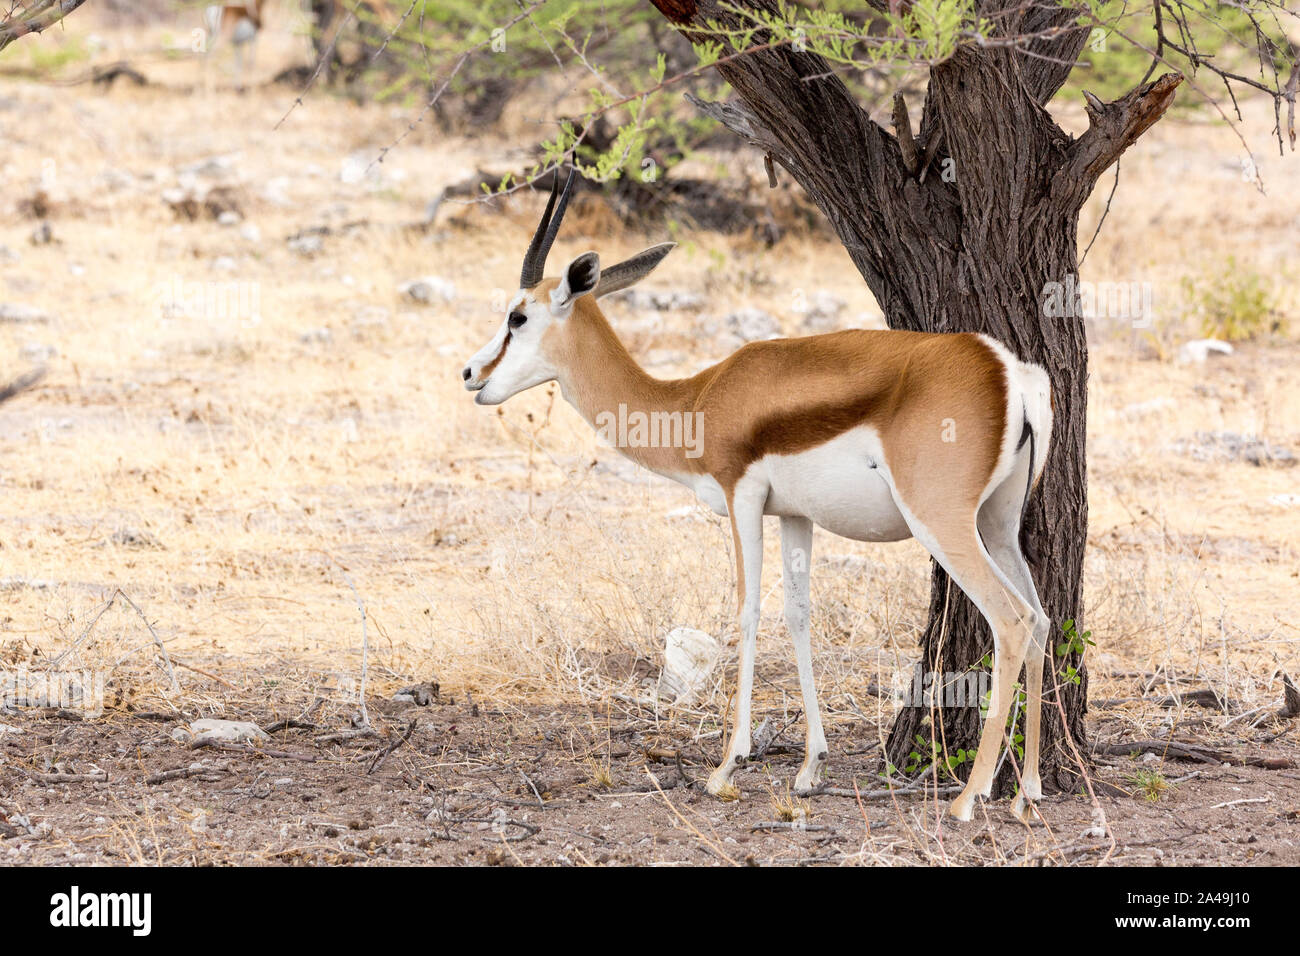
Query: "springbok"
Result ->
[[461, 170, 1055, 822], [203, 1, 263, 90]]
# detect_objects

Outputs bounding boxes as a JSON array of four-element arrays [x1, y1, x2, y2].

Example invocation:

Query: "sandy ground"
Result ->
[[1, 10, 1298, 865]]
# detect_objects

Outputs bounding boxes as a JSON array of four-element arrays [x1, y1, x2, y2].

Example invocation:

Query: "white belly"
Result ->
[[761, 428, 911, 542], [670, 428, 912, 543]]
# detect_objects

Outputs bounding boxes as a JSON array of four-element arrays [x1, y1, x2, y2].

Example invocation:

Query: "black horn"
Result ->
[[520, 167, 576, 289]]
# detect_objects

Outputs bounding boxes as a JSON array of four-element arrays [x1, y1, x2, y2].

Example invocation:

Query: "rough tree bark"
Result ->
[[648, 0, 1182, 794], [0, 0, 88, 57]]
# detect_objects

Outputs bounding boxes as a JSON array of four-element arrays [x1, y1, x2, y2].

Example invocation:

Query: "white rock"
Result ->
[[398, 276, 457, 304], [299, 327, 332, 344], [1267, 493, 1300, 507], [288, 234, 323, 257], [262, 176, 292, 206], [799, 290, 846, 331], [613, 288, 705, 311], [187, 719, 269, 746], [340, 153, 379, 185], [0, 723, 22, 736], [180, 154, 238, 178], [21, 342, 56, 362], [658, 627, 722, 705], [1176, 338, 1234, 364], [239, 223, 261, 243], [723, 308, 780, 341], [217, 210, 242, 227]]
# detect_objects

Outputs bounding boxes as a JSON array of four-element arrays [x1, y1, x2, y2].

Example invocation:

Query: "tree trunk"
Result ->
[[649, 0, 1182, 793]]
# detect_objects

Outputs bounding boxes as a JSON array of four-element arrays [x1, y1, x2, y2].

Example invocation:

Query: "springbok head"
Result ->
[[461, 169, 675, 405]]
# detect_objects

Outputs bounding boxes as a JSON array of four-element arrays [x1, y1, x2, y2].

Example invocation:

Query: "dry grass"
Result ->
[[1, 12, 1298, 865]]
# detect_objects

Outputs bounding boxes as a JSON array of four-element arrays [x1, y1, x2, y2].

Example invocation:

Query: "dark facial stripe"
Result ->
[[480, 330, 512, 379]]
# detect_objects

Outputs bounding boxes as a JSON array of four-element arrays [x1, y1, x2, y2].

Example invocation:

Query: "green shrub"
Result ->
[[1183, 258, 1285, 341]]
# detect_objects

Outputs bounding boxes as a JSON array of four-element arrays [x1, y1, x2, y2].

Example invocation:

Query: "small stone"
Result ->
[[799, 290, 846, 331], [398, 276, 457, 304], [299, 327, 332, 344], [1176, 338, 1234, 364], [20, 342, 56, 362], [187, 719, 270, 746], [658, 627, 721, 705], [393, 682, 439, 706], [111, 527, 162, 550], [721, 308, 780, 342], [288, 234, 323, 257]]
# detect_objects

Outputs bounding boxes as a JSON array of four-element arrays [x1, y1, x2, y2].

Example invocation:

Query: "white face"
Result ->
[[460, 290, 560, 406], [461, 252, 599, 406]]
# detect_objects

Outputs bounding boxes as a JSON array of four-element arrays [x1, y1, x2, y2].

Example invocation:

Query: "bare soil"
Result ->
[[3, 693, 1298, 865]]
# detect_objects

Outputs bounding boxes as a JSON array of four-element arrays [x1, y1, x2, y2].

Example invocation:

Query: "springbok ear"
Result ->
[[551, 252, 601, 312], [593, 242, 675, 299]]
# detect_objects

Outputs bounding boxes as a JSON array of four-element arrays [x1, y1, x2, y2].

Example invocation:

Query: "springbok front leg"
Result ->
[[780, 516, 828, 794], [706, 482, 766, 797]]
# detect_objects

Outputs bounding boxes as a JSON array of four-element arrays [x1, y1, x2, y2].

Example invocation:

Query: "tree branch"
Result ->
[[0, 0, 87, 56], [892, 92, 921, 176], [1058, 72, 1184, 200]]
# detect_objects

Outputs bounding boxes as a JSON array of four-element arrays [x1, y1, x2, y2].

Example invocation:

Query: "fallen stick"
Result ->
[[24, 770, 107, 784], [750, 821, 831, 832], [263, 718, 317, 734], [811, 777, 965, 801], [189, 740, 317, 762], [145, 766, 230, 785], [1095, 738, 1294, 769], [168, 657, 235, 689], [315, 728, 379, 745], [366, 719, 417, 775]]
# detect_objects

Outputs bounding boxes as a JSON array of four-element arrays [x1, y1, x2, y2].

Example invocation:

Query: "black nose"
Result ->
[[462, 366, 472, 381]]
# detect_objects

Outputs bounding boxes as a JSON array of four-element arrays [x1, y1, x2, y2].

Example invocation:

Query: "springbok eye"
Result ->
[[508, 311, 527, 330]]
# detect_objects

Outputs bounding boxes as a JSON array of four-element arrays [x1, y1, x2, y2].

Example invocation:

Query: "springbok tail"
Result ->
[[1017, 409, 1040, 565]]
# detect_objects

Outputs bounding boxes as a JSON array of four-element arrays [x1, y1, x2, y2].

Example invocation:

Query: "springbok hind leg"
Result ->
[[978, 478, 1050, 822], [928, 534, 1037, 822]]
